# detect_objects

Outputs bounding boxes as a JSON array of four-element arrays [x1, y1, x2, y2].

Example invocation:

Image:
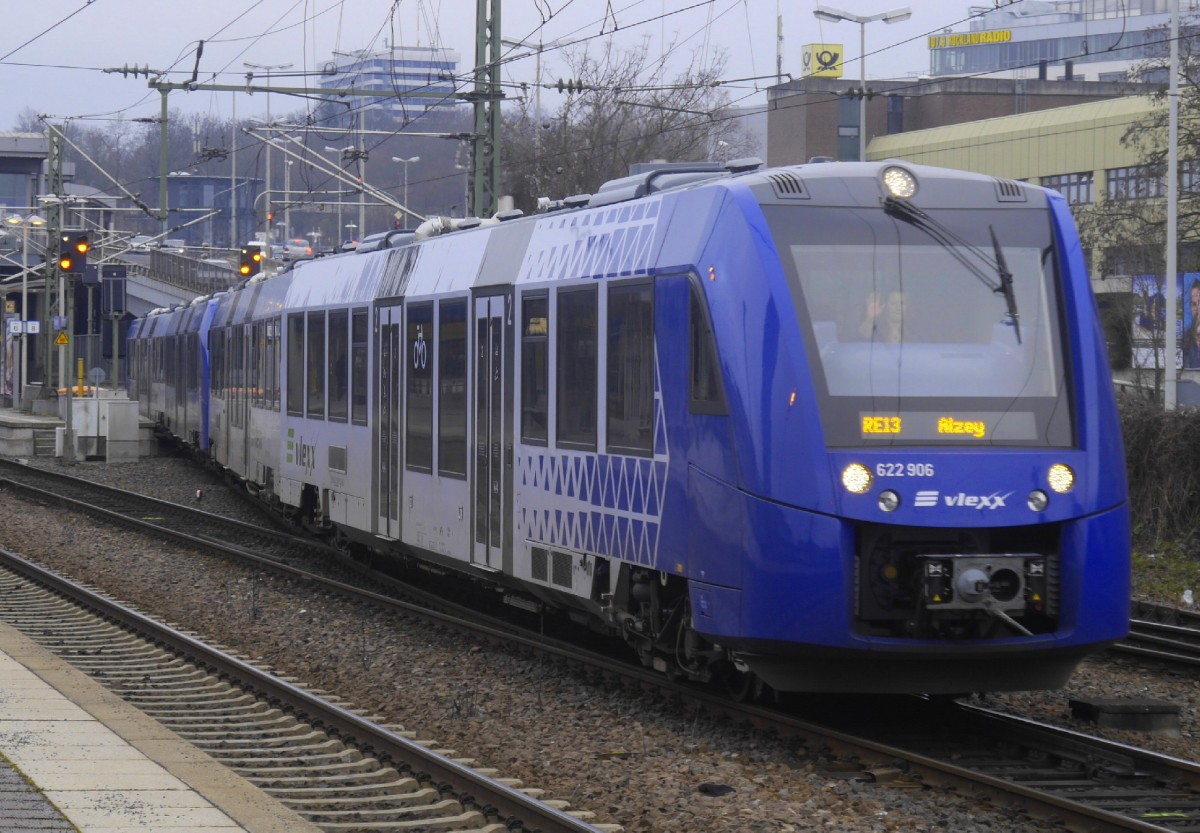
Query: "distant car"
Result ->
[[129, 235, 153, 252], [161, 238, 187, 253], [279, 238, 312, 260]]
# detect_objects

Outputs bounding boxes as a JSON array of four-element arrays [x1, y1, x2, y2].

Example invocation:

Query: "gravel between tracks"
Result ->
[[2, 453, 1196, 833]]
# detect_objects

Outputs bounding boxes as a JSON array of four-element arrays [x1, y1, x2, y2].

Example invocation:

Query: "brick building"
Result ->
[[766, 75, 1145, 165]]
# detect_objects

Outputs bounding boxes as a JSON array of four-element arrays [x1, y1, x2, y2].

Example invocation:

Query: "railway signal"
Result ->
[[58, 231, 89, 274], [239, 244, 263, 277]]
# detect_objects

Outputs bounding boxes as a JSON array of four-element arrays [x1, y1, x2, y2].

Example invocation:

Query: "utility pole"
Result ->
[[44, 130, 65, 393], [134, 31, 503, 238], [472, 0, 502, 218]]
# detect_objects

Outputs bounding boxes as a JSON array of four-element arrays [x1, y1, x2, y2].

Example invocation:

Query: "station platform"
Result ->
[[0, 396, 158, 460], [0, 618, 321, 833]]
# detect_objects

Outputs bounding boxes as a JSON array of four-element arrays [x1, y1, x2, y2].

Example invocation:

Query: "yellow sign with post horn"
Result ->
[[802, 43, 844, 78]]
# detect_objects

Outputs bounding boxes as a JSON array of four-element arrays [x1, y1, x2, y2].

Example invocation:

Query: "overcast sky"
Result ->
[[0, 0, 974, 132]]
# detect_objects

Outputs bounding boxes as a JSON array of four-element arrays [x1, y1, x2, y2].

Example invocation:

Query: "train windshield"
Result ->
[[764, 205, 1073, 447]]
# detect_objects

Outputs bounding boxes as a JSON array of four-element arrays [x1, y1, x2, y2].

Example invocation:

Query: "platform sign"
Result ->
[[26, 321, 39, 334], [7, 320, 20, 335]]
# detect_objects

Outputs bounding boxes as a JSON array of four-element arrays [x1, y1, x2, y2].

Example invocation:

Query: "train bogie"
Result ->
[[130, 159, 1130, 695]]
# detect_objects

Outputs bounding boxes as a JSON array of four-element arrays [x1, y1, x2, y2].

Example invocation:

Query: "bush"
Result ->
[[1120, 397, 1200, 546]]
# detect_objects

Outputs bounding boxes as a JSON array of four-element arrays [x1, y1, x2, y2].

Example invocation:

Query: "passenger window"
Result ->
[[557, 287, 598, 450], [328, 310, 349, 422], [406, 302, 434, 472], [250, 322, 261, 409], [607, 281, 654, 456], [351, 309, 368, 425], [286, 313, 304, 416], [521, 293, 548, 445], [268, 316, 281, 410], [306, 311, 325, 418], [439, 300, 468, 477], [689, 280, 727, 415]]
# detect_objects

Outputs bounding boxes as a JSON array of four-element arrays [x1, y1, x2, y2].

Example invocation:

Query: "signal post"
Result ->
[[57, 231, 88, 463]]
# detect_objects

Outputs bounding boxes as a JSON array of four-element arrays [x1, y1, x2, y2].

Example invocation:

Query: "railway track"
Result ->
[[3, 459, 1200, 831], [0, 549, 612, 833], [1115, 602, 1200, 668], [0, 457, 333, 568]]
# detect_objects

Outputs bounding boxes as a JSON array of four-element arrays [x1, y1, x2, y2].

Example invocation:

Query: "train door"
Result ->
[[472, 292, 512, 571], [375, 303, 402, 539]]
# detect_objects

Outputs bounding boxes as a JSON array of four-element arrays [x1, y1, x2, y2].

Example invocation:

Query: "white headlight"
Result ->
[[1047, 464, 1074, 494], [842, 463, 873, 494], [882, 166, 917, 199]]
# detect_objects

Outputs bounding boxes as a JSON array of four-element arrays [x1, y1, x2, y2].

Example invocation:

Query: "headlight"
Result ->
[[1047, 464, 1074, 494], [842, 463, 873, 494], [881, 166, 917, 199], [878, 489, 900, 512]]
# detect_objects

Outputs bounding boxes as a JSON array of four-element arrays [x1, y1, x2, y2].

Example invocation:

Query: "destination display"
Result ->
[[860, 411, 1036, 441]]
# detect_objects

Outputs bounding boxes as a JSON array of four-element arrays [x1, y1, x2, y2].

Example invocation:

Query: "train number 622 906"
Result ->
[[875, 462, 935, 477]]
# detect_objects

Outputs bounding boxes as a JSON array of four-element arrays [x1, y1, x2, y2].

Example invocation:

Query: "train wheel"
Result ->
[[718, 664, 763, 703]]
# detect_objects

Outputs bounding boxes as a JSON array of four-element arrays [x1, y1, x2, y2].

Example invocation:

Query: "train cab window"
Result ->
[[307, 311, 326, 419], [406, 302, 434, 472], [607, 281, 654, 456], [351, 309, 368, 425], [286, 313, 304, 416], [557, 286, 598, 450], [689, 280, 727, 415], [521, 293, 549, 445], [328, 310, 349, 422], [438, 299, 468, 478]]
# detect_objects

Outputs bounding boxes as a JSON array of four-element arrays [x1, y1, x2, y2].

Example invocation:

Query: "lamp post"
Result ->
[[323, 146, 346, 246], [244, 62, 293, 245], [4, 213, 45, 406], [812, 5, 912, 162], [270, 137, 295, 239], [392, 156, 420, 222]]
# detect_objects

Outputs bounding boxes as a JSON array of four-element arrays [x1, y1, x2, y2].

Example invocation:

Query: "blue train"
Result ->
[[127, 159, 1130, 694]]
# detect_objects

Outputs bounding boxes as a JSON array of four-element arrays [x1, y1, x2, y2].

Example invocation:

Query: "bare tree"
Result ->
[[502, 41, 753, 211], [1070, 18, 1200, 393]]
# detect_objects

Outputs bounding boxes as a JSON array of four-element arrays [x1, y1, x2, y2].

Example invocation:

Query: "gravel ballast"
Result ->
[[1, 454, 1195, 833]]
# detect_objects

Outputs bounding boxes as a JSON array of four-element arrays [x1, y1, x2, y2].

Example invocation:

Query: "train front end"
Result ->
[[695, 162, 1130, 693]]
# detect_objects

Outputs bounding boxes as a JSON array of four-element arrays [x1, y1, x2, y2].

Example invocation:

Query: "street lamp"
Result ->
[[323, 146, 347, 246], [3, 212, 46, 405], [812, 5, 912, 162], [244, 62, 293, 244], [327, 144, 367, 242], [392, 156, 420, 221]]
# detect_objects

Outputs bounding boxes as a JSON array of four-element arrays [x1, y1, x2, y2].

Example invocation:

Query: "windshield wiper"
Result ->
[[883, 197, 1022, 343], [989, 225, 1021, 344]]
